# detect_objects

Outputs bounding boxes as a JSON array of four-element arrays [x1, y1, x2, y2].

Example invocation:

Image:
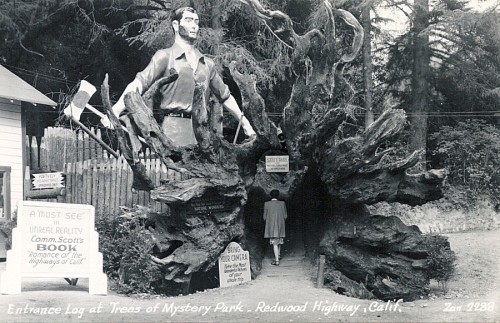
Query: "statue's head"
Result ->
[[171, 7, 199, 44]]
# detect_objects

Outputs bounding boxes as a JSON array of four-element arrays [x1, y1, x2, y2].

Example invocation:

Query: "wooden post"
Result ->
[[182, 273, 193, 295], [317, 254, 326, 288]]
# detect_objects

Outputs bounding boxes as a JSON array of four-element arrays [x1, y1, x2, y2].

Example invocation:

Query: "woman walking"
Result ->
[[263, 189, 287, 266]]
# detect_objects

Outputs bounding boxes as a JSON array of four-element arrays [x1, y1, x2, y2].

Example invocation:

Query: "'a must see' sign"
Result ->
[[0, 201, 107, 294], [21, 203, 92, 275]]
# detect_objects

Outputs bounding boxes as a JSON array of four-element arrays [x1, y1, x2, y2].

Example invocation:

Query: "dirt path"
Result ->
[[0, 230, 499, 322]]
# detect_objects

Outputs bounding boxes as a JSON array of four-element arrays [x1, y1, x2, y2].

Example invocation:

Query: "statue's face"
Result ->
[[175, 11, 199, 43]]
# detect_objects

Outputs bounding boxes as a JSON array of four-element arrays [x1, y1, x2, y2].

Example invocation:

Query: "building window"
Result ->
[[0, 166, 11, 220]]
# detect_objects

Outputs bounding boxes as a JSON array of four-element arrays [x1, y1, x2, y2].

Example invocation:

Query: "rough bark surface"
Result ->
[[319, 205, 451, 300], [100, 0, 449, 300]]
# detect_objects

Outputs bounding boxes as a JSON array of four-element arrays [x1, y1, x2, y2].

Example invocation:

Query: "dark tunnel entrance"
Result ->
[[243, 169, 331, 262]]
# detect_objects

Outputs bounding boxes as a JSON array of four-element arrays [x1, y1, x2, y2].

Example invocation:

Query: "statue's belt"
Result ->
[[164, 112, 191, 119]]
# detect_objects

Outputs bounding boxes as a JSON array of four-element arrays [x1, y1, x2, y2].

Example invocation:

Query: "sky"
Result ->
[[377, 0, 499, 34]]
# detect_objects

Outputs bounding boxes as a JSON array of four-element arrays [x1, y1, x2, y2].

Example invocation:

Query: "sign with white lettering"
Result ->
[[32, 172, 65, 189], [218, 242, 251, 288], [187, 196, 230, 215], [0, 201, 107, 295], [265, 155, 289, 172]]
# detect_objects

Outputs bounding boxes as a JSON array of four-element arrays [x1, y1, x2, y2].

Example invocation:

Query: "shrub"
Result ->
[[95, 208, 162, 295], [429, 120, 500, 205], [0, 213, 17, 250], [426, 236, 457, 292]]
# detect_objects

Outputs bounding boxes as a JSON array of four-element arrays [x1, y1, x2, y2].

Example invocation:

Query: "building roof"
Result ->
[[0, 65, 56, 107]]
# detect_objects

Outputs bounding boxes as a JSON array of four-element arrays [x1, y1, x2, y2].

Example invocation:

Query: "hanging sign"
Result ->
[[32, 172, 65, 189], [265, 155, 289, 172]]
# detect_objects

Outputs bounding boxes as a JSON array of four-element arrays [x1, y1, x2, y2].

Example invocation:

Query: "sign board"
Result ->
[[218, 242, 251, 288], [265, 155, 290, 172], [0, 201, 107, 295], [32, 172, 65, 189], [187, 195, 231, 215]]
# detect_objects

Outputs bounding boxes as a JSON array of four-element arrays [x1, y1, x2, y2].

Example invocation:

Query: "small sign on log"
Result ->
[[32, 172, 65, 189], [0, 201, 107, 295], [187, 195, 231, 215], [218, 242, 251, 288], [265, 155, 289, 172]]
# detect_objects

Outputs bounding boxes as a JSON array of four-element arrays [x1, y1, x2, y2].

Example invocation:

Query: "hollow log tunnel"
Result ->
[[187, 169, 332, 294], [188, 166, 450, 302]]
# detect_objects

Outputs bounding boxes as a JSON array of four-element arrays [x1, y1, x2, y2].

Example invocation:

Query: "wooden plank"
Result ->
[[163, 164, 172, 213], [25, 135, 30, 169], [42, 128, 48, 171], [82, 160, 88, 204], [143, 150, 150, 208], [72, 162, 78, 204], [90, 127, 96, 160], [144, 158, 152, 209], [83, 129, 89, 161], [64, 127, 70, 165], [137, 151, 145, 207], [65, 162, 73, 203], [76, 161, 83, 205], [70, 161, 76, 204], [61, 127, 69, 170], [52, 127, 58, 169], [95, 128, 103, 163], [149, 158, 156, 211], [85, 160, 92, 204], [51, 127, 57, 170], [91, 159, 98, 211], [114, 156, 123, 215], [119, 157, 129, 212], [31, 137, 39, 170], [125, 160, 133, 209], [86, 129, 92, 161], [131, 169, 139, 208], [77, 131, 84, 163], [28, 135, 33, 170], [68, 127, 77, 164], [39, 137, 48, 171], [97, 159, 105, 217], [109, 157, 117, 216], [42, 130, 49, 171], [153, 158, 162, 212], [103, 156, 112, 216], [58, 127, 64, 170]]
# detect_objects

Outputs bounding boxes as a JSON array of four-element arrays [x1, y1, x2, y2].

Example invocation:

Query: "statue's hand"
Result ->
[[100, 115, 114, 129]]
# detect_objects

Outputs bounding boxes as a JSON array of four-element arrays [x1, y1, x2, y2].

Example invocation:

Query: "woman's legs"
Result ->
[[273, 244, 280, 262]]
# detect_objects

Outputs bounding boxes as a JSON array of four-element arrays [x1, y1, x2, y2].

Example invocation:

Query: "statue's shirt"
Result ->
[[135, 43, 230, 113]]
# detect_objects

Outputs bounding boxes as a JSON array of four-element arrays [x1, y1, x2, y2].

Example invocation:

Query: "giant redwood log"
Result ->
[[100, 0, 448, 300]]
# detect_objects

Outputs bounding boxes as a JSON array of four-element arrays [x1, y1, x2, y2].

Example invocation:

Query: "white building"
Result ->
[[0, 64, 56, 256]]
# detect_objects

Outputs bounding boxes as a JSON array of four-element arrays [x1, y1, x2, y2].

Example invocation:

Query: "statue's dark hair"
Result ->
[[270, 189, 280, 199], [171, 6, 197, 24]]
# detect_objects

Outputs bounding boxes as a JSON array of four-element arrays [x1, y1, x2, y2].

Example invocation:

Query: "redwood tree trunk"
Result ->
[[362, 4, 374, 128], [410, 0, 430, 171]]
